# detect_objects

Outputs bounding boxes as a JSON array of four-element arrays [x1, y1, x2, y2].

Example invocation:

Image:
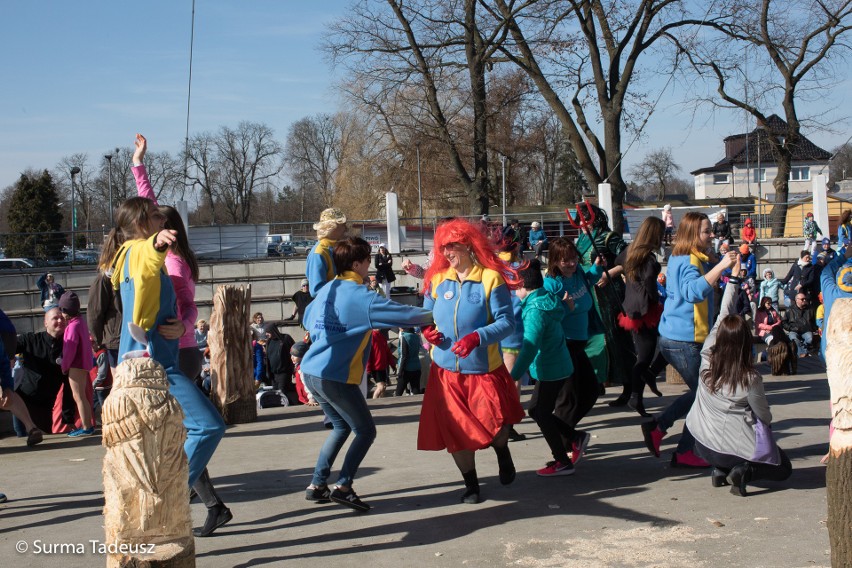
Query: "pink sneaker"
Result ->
[[572, 431, 591, 464], [670, 450, 710, 468], [641, 419, 666, 458], [537, 461, 575, 477]]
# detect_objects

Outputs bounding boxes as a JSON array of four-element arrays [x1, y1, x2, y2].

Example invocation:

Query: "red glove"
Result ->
[[421, 325, 444, 346], [451, 332, 480, 358]]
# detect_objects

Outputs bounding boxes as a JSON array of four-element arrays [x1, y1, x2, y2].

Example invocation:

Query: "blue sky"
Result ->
[[1, 1, 850, 193]]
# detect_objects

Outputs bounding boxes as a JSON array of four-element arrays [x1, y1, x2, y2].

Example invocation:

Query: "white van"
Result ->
[[0, 258, 35, 269]]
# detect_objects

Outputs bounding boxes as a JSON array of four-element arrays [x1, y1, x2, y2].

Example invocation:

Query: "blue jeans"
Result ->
[[786, 331, 814, 356], [303, 373, 376, 489], [657, 336, 702, 453]]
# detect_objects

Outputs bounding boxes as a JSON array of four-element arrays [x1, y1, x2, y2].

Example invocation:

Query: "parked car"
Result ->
[[266, 234, 292, 257], [293, 240, 317, 254], [0, 258, 35, 269], [277, 243, 295, 256]]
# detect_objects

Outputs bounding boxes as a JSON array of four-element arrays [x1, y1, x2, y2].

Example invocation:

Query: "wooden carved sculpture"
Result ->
[[208, 284, 257, 424], [825, 298, 852, 567], [102, 357, 194, 567]]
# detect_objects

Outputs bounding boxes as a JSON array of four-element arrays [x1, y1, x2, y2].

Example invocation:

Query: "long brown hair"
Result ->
[[160, 205, 199, 282], [547, 237, 580, 278], [701, 315, 757, 393], [841, 209, 852, 226], [101, 197, 153, 269], [671, 212, 710, 257], [624, 217, 665, 282]]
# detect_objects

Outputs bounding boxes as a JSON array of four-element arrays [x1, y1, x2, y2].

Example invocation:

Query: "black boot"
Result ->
[[507, 426, 526, 442], [461, 470, 480, 504], [193, 504, 233, 537], [609, 384, 631, 407], [627, 393, 651, 417], [493, 445, 516, 485], [711, 467, 730, 487], [645, 372, 663, 397], [728, 463, 752, 497]]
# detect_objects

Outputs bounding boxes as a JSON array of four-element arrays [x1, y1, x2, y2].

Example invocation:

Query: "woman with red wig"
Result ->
[[417, 218, 525, 504]]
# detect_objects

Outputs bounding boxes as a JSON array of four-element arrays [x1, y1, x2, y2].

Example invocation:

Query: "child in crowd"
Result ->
[[291, 341, 317, 406], [759, 269, 781, 311], [803, 212, 823, 255], [657, 273, 668, 304], [58, 292, 95, 437], [195, 320, 209, 352], [395, 327, 423, 396], [662, 204, 674, 245], [510, 259, 577, 476], [253, 335, 267, 389], [741, 218, 756, 244], [815, 293, 825, 336], [250, 312, 266, 341], [366, 329, 395, 399], [739, 244, 756, 280]]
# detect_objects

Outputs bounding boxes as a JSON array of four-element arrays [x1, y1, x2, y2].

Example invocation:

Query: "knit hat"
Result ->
[[531, 221, 541, 228], [822, 237, 830, 245], [657, 273, 666, 285], [290, 342, 309, 358], [300, 279, 309, 287], [518, 259, 543, 290], [763, 268, 773, 278], [806, 212, 814, 218], [739, 243, 750, 255], [313, 208, 347, 239], [58, 291, 80, 316]]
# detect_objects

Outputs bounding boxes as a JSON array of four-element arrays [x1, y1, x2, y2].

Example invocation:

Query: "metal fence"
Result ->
[[1, 200, 846, 266]]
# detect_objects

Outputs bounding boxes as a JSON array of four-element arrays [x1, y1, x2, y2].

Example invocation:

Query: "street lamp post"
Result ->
[[104, 152, 114, 226], [416, 143, 424, 252], [70, 167, 81, 264], [501, 155, 507, 227]]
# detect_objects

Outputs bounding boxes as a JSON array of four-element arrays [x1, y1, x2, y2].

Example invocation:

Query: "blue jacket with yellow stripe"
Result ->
[[659, 252, 714, 344], [306, 238, 337, 297], [424, 265, 514, 374], [300, 271, 433, 384]]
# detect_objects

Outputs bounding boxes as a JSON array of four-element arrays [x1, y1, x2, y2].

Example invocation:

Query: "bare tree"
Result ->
[[829, 142, 852, 184], [55, 154, 98, 236], [629, 147, 681, 200], [284, 114, 344, 214], [144, 150, 184, 203], [679, 0, 852, 235], [485, 0, 698, 231], [185, 132, 220, 224]]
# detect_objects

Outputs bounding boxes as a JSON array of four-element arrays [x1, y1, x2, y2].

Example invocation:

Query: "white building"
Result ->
[[691, 115, 831, 200]]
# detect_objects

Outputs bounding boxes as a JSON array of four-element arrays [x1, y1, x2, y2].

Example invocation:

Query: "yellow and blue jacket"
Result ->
[[425, 265, 514, 374], [306, 238, 337, 297], [300, 271, 433, 384], [659, 252, 714, 343]]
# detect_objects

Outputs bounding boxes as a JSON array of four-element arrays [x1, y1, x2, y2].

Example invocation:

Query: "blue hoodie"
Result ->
[[659, 252, 714, 343], [510, 288, 573, 382], [820, 245, 852, 360], [301, 271, 433, 384]]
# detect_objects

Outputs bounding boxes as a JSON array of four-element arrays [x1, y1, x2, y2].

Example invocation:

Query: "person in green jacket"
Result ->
[[510, 260, 577, 477]]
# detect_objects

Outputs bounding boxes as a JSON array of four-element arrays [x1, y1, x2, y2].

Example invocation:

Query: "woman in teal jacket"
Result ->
[[511, 260, 576, 477]]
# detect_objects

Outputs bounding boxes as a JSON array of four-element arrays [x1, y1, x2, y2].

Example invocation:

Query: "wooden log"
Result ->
[[825, 298, 852, 567], [102, 358, 194, 568], [208, 284, 257, 424]]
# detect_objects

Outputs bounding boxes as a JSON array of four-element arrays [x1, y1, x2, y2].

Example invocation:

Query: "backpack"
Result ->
[[256, 389, 289, 409]]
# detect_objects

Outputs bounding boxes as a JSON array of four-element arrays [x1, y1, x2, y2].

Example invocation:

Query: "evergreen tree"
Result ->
[[553, 140, 589, 205], [6, 170, 65, 261]]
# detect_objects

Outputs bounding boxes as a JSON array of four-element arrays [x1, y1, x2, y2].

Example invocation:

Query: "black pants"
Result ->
[[631, 327, 667, 396], [528, 377, 572, 464], [554, 340, 599, 433], [395, 369, 422, 396], [695, 442, 793, 482]]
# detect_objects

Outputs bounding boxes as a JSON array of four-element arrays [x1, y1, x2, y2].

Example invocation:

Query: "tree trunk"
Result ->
[[825, 298, 852, 566], [208, 284, 257, 424]]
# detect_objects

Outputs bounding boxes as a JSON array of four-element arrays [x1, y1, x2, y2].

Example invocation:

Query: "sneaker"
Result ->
[[67, 427, 95, 438], [26, 428, 43, 447], [572, 431, 591, 464], [536, 460, 575, 477], [305, 484, 331, 502], [641, 419, 665, 458], [330, 487, 371, 512], [670, 450, 711, 468]]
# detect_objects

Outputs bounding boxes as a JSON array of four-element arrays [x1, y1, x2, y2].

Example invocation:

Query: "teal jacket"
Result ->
[[510, 288, 573, 382]]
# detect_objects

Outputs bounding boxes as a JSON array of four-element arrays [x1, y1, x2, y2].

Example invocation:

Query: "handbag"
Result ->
[[750, 416, 781, 465]]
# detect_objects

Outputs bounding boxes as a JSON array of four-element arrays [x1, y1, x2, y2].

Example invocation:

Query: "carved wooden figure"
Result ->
[[825, 298, 852, 567], [102, 357, 194, 568], [208, 284, 257, 424]]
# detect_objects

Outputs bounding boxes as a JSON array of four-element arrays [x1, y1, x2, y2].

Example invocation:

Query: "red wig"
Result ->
[[424, 218, 522, 291]]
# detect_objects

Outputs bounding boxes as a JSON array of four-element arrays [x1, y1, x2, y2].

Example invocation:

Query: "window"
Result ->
[[712, 173, 730, 184], [790, 167, 810, 181], [753, 168, 766, 183]]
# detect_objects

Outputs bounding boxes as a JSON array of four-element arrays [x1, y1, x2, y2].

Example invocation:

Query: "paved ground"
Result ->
[[0, 357, 832, 568]]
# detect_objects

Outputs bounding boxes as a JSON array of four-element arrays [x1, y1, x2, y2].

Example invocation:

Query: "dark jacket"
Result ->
[[16, 331, 65, 406], [783, 303, 816, 335], [266, 336, 295, 377], [781, 261, 816, 300], [712, 221, 732, 241], [36, 273, 65, 305], [374, 252, 396, 284], [615, 248, 660, 319], [87, 271, 122, 350]]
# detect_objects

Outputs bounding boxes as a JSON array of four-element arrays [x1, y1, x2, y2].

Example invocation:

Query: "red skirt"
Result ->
[[417, 363, 525, 453], [617, 302, 663, 332]]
